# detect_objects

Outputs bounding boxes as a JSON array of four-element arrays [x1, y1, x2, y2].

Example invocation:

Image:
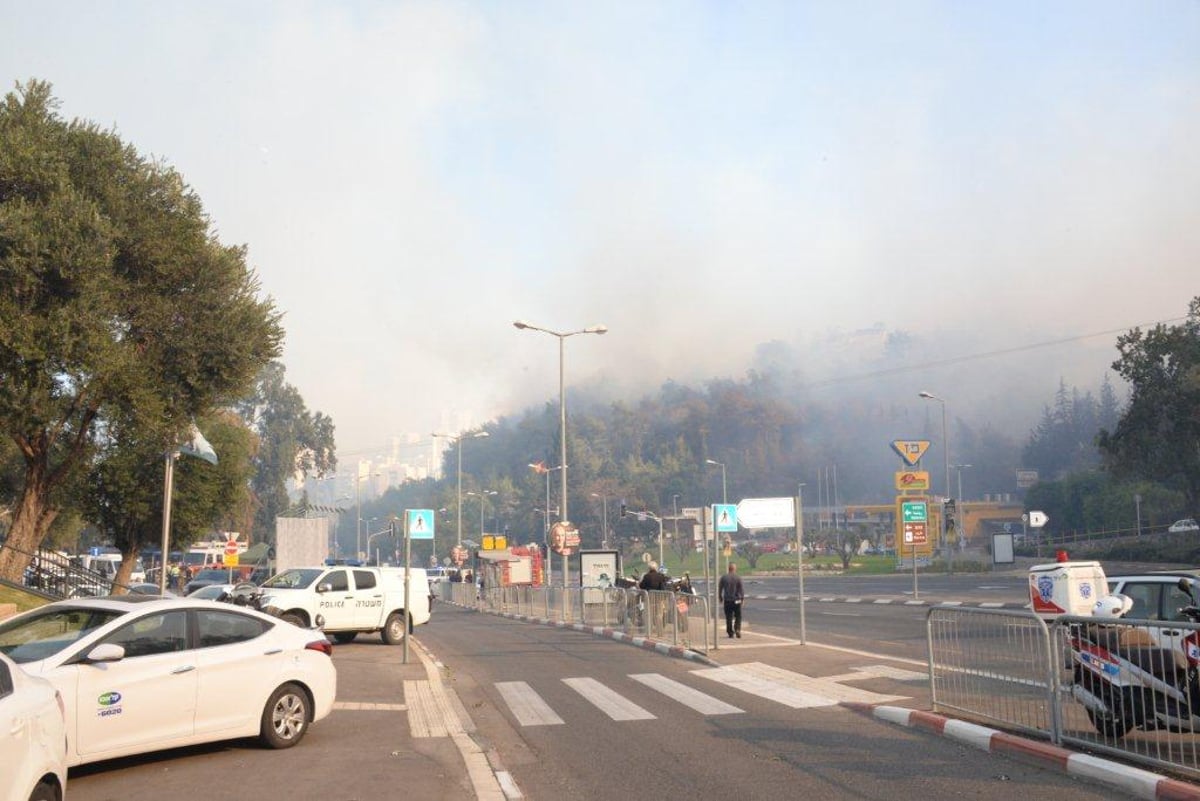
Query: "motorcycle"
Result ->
[[1069, 578, 1200, 738]]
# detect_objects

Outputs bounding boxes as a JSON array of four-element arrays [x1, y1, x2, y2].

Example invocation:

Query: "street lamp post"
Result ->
[[919, 391, 953, 572], [353, 470, 382, 559], [672, 494, 680, 558], [952, 464, 971, 551], [530, 463, 566, 545], [468, 490, 497, 540], [514, 320, 607, 589], [797, 482, 807, 644], [432, 431, 490, 549], [591, 493, 609, 549], [705, 459, 728, 579]]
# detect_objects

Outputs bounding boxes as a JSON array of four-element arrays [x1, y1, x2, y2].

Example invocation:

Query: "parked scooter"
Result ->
[[1069, 579, 1200, 738]]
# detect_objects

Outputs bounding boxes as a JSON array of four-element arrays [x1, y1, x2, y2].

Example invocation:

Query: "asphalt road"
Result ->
[[61, 588, 1145, 801], [418, 604, 1129, 800]]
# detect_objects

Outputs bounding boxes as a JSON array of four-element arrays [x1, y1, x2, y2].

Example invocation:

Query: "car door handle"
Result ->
[[170, 665, 196, 675], [1164, 629, 1182, 636], [264, 648, 283, 655]]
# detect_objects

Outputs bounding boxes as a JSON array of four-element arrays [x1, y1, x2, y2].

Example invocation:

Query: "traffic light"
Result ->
[[944, 499, 957, 532], [620, 500, 627, 518]]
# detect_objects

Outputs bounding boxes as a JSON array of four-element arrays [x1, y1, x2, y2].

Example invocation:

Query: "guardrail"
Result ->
[[928, 606, 1200, 780], [0, 542, 132, 599], [438, 581, 711, 653]]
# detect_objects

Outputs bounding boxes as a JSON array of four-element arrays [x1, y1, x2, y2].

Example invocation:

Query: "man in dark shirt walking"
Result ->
[[718, 562, 744, 638]]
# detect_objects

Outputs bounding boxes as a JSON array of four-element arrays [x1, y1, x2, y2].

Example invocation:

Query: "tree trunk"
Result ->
[[0, 471, 59, 583], [111, 542, 144, 594]]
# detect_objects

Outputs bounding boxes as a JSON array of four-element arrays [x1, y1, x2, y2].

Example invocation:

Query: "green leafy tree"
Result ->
[[87, 411, 256, 587], [0, 81, 282, 581], [1099, 298, 1200, 517], [236, 362, 336, 541], [734, 540, 764, 569]]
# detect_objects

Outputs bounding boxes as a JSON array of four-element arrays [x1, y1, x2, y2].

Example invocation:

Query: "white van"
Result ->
[[77, 553, 146, 584]]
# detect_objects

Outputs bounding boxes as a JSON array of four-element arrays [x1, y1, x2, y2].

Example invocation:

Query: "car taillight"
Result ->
[[305, 638, 334, 657]]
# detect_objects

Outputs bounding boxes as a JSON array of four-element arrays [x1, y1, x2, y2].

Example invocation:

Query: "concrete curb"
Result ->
[[845, 703, 1200, 800], [442, 600, 720, 667], [745, 594, 1031, 609]]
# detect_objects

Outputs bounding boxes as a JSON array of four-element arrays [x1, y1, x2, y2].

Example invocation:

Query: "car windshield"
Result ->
[[0, 606, 125, 664], [260, 568, 322, 590], [194, 569, 232, 581]]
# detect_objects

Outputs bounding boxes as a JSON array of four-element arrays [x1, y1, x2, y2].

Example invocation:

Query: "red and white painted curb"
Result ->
[[845, 704, 1200, 801]]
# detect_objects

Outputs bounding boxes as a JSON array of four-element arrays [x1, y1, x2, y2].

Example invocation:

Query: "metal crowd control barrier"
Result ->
[[927, 606, 1200, 780], [926, 606, 1058, 738], [437, 581, 710, 654]]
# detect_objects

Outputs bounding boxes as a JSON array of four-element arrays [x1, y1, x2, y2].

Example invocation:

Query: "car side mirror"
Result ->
[[317, 582, 332, 593], [85, 643, 126, 663]]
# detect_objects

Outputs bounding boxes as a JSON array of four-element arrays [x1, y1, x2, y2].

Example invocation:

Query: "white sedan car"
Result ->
[[0, 650, 67, 801], [0, 595, 336, 767]]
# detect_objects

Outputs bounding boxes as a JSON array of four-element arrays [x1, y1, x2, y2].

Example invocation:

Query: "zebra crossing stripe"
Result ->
[[691, 665, 840, 709], [563, 677, 656, 721], [496, 681, 564, 726], [628, 673, 744, 715]]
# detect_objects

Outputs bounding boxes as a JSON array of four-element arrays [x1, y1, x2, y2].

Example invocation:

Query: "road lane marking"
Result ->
[[691, 665, 838, 709], [496, 681, 564, 726], [563, 677, 656, 721], [821, 665, 928, 683], [333, 701, 407, 711], [702, 662, 909, 705], [628, 673, 744, 715]]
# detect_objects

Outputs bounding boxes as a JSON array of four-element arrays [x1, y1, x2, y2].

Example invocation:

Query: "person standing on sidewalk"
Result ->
[[718, 562, 744, 638]]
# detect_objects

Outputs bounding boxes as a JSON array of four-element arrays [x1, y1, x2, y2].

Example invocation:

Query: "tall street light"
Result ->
[[919, 391, 953, 571], [591, 492, 609, 549], [705, 459, 727, 504], [353, 469, 380, 559], [952, 463, 972, 550], [514, 319, 607, 590], [467, 490, 498, 540], [432, 430, 490, 548], [529, 462, 566, 547], [512, 320, 607, 526], [705, 458, 728, 581]]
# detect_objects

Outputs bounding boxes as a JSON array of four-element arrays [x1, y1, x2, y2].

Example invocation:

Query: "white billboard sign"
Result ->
[[736, 497, 795, 529]]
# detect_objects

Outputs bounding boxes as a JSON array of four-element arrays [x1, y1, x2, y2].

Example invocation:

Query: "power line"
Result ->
[[805, 316, 1187, 389]]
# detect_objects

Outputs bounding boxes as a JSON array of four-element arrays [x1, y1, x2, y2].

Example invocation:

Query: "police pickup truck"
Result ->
[[252, 565, 432, 644]]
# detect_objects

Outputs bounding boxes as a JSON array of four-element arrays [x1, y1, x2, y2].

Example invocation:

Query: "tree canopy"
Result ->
[[0, 80, 282, 581], [1100, 297, 1200, 516]]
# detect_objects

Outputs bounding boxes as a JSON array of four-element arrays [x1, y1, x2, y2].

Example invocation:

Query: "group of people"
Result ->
[[635, 560, 744, 639]]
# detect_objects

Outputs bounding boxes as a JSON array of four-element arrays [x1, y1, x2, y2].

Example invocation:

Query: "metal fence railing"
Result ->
[[438, 581, 711, 654], [928, 606, 1200, 780], [0, 542, 132, 599], [926, 607, 1058, 738]]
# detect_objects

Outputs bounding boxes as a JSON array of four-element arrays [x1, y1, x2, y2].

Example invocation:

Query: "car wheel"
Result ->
[[332, 631, 357, 644], [280, 611, 305, 628], [381, 611, 408, 645], [28, 779, 60, 801], [259, 682, 310, 749]]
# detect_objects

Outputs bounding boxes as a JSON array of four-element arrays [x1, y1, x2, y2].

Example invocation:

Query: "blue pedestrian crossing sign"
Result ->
[[407, 509, 435, 540], [714, 503, 738, 533]]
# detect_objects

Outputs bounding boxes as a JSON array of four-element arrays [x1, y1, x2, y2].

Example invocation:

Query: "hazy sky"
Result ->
[[3, 2, 1197, 456]]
